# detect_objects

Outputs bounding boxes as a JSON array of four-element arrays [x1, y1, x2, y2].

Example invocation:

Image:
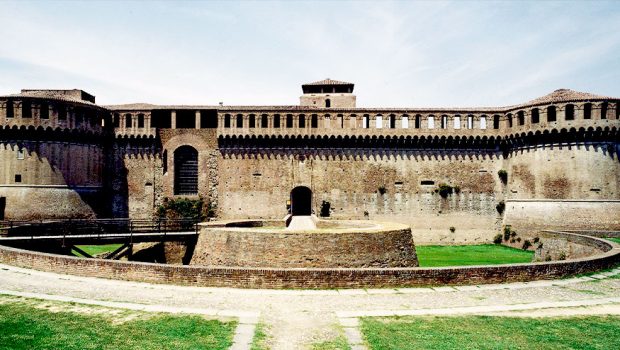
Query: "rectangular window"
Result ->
[[415, 115, 420, 129], [249, 115, 255, 128], [6, 100, 13, 118], [362, 115, 369, 128], [401, 116, 409, 129], [493, 115, 500, 129], [601, 102, 608, 119], [58, 106, 67, 120], [125, 114, 132, 128], [480, 116, 487, 129], [14, 174, 22, 183], [137, 114, 144, 128], [311, 114, 318, 128], [454, 116, 461, 129], [441, 116, 447, 129], [286, 114, 293, 128], [428, 116, 435, 129], [467, 115, 473, 129], [299, 114, 306, 128], [224, 115, 231, 128], [531, 109, 540, 123], [389, 116, 395, 129], [261, 114, 268, 128], [17, 149, 25, 160], [40, 103, 49, 119], [22, 100, 32, 118], [274, 114, 281, 128], [375, 115, 383, 128]]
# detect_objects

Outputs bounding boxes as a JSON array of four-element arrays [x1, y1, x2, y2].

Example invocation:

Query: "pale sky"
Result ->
[[1, 0, 619, 108]]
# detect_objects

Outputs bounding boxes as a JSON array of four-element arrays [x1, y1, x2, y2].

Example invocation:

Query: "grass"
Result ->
[[606, 237, 620, 244], [416, 244, 534, 267], [311, 336, 351, 350], [75, 244, 122, 257], [361, 315, 620, 350], [250, 322, 270, 350], [0, 296, 236, 350]]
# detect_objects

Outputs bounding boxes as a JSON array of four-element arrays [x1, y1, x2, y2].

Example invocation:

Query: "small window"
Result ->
[[224, 114, 231, 128], [286, 114, 293, 128], [565, 104, 574, 120], [274, 114, 281, 128], [375, 115, 383, 129], [17, 149, 25, 160], [531, 109, 540, 123], [125, 114, 132, 128], [22, 100, 32, 118], [261, 114, 268, 128], [311, 114, 318, 128], [401, 115, 409, 128], [14, 174, 22, 183], [421, 180, 435, 185], [583, 104, 592, 119], [616, 103, 619, 119], [601, 102, 608, 119], [40, 103, 49, 119], [325, 99, 331, 108], [547, 106, 556, 122], [517, 111, 525, 125], [389, 115, 395, 129], [249, 114, 255, 128], [362, 115, 369, 128], [440, 115, 448, 129], [467, 115, 474, 129], [299, 114, 306, 128], [428, 116, 435, 129], [137, 114, 145, 128], [236, 114, 243, 128], [493, 115, 500, 129], [480, 116, 487, 129], [58, 106, 67, 120], [507, 114, 513, 128], [414, 115, 421, 129], [113, 113, 120, 127], [5, 100, 14, 118], [454, 116, 461, 129]]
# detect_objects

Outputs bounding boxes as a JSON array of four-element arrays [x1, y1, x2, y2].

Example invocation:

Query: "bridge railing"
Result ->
[[0, 218, 200, 238]]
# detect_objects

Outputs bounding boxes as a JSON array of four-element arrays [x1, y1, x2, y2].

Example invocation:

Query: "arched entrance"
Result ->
[[174, 146, 198, 195], [290, 186, 312, 215]]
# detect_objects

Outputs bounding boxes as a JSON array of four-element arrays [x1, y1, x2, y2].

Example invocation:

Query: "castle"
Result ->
[[1, 79, 618, 243]]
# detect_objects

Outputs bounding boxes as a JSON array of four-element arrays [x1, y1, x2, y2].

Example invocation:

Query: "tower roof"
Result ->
[[522, 89, 614, 106], [303, 78, 354, 86]]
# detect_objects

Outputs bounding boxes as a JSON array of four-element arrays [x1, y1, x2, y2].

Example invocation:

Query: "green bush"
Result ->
[[436, 183, 454, 198], [156, 197, 207, 220], [503, 226, 512, 241], [449, 226, 456, 233], [320, 200, 331, 217], [378, 185, 387, 195], [522, 240, 532, 250], [498, 170, 508, 184], [496, 201, 505, 214], [493, 234, 503, 244]]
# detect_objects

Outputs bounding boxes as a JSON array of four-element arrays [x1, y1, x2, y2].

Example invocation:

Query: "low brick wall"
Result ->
[[0, 231, 618, 289]]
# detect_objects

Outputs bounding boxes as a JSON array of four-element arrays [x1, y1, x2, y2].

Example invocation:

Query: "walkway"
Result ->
[[1, 263, 619, 349]]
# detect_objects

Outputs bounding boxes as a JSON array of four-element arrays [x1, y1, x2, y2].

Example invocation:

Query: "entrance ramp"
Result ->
[[286, 215, 317, 230]]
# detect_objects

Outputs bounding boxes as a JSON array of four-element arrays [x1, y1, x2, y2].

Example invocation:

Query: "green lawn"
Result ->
[[416, 244, 534, 267], [606, 237, 620, 244], [361, 315, 620, 350], [0, 297, 236, 350], [75, 244, 123, 257]]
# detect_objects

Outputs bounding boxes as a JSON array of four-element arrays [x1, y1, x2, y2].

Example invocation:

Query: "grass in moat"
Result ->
[[0, 296, 236, 350], [606, 237, 620, 244], [360, 315, 620, 350], [75, 244, 123, 257], [415, 244, 534, 267]]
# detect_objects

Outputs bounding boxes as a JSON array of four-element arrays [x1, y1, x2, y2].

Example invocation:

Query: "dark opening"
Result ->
[[151, 110, 172, 128], [261, 114, 268, 128], [176, 110, 196, 129], [421, 180, 435, 185], [224, 114, 231, 128], [517, 111, 525, 125], [6, 100, 14, 118], [22, 100, 32, 118], [531, 109, 540, 123], [565, 104, 574, 120], [507, 114, 513, 128], [162, 150, 167, 174], [236, 114, 243, 128], [0, 197, 5, 220], [274, 114, 281, 128], [174, 146, 198, 195], [14, 174, 22, 183], [601, 102, 608, 119], [547, 106, 556, 122], [249, 114, 255, 128], [390, 115, 396, 129], [137, 113, 145, 128], [40, 103, 49, 119], [325, 99, 331, 108], [286, 114, 293, 128], [311, 114, 318, 128], [584, 103, 592, 119], [290, 186, 312, 215], [415, 115, 421, 129], [200, 110, 218, 128], [493, 115, 500, 129], [113, 113, 120, 127], [299, 114, 306, 128], [58, 105, 67, 120], [440, 115, 447, 129], [125, 114, 132, 128]]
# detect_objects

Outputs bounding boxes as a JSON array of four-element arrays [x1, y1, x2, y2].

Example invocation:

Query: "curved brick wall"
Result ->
[[0, 231, 618, 289], [190, 220, 418, 268]]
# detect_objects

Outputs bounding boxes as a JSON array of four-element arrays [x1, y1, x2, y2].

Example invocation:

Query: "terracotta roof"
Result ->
[[0, 91, 100, 108], [303, 78, 353, 86], [519, 89, 615, 107]]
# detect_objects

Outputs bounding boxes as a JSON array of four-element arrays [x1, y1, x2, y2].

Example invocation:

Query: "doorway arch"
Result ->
[[290, 186, 312, 215], [174, 145, 198, 195]]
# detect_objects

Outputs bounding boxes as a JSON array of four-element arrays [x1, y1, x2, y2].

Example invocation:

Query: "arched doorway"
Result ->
[[174, 146, 198, 195], [290, 186, 312, 215]]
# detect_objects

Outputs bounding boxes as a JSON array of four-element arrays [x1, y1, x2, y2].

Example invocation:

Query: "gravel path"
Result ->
[[1, 263, 619, 349]]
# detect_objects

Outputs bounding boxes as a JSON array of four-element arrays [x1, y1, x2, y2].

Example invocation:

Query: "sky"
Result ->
[[0, 0, 619, 108]]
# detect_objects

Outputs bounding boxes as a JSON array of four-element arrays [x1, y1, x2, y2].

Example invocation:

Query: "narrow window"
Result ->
[[428, 116, 435, 129], [249, 114, 255, 128], [224, 114, 231, 128], [616, 103, 619, 119], [113, 113, 120, 127], [14, 174, 22, 183], [137, 114, 145, 128], [547, 106, 556, 122], [531, 109, 540, 123], [6, 100, 13, 118], [467, 115, 474, 129], [286, 114, 293, 128], [389, 115, 395, 128], [517, 111, 525, 125], [565, 104, 574, 120], [401, 115, 409, 128], [40, 103, 49, 119], [480, 116, 487, 129], [274, 114, 281, 128], [362, 115, 369, 128], [162, 150, 167, 174], [299, 114, 306, 128], [174, 146, 198, 195], [454, 116, 461, 129], [17, 148, 25, 160], [441, 115, 448, 129], [375, 115, 383, 129], [22, 100, 32, 118], [125, 114, 132, 128], [414, 115, 420, 129], [58, 105, 67, 120], [236, 114, 243, 128], [601, 102, 608, 119], [583, 104, 592, 119], [507, 114, 513, 128], [311, 114, 318, 128], [325, 99, 331, 108], [493, 115, 500, 129], [261, 114, 268, 128]]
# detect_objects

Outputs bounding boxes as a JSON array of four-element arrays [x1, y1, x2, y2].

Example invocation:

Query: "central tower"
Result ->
[[300, 78, 356, 108]]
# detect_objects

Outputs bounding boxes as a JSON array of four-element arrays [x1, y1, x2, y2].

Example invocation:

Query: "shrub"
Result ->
[[503, 226, 512, 241], [533, 237, 540, 243], [320, 200, 331, 217], [545, 255, 552, 261], [378, 185, 387, 195], [498, 170, 508, 184], [449, 226, 456, 233], [493, 234, 503, 244], [496, 201, 505, 214], [453, 185, 461, 194], [436, 183, 454, 198], [156, 197, 205, 220], [558, 252, 567, 260], [522, 240, 532, 250]]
